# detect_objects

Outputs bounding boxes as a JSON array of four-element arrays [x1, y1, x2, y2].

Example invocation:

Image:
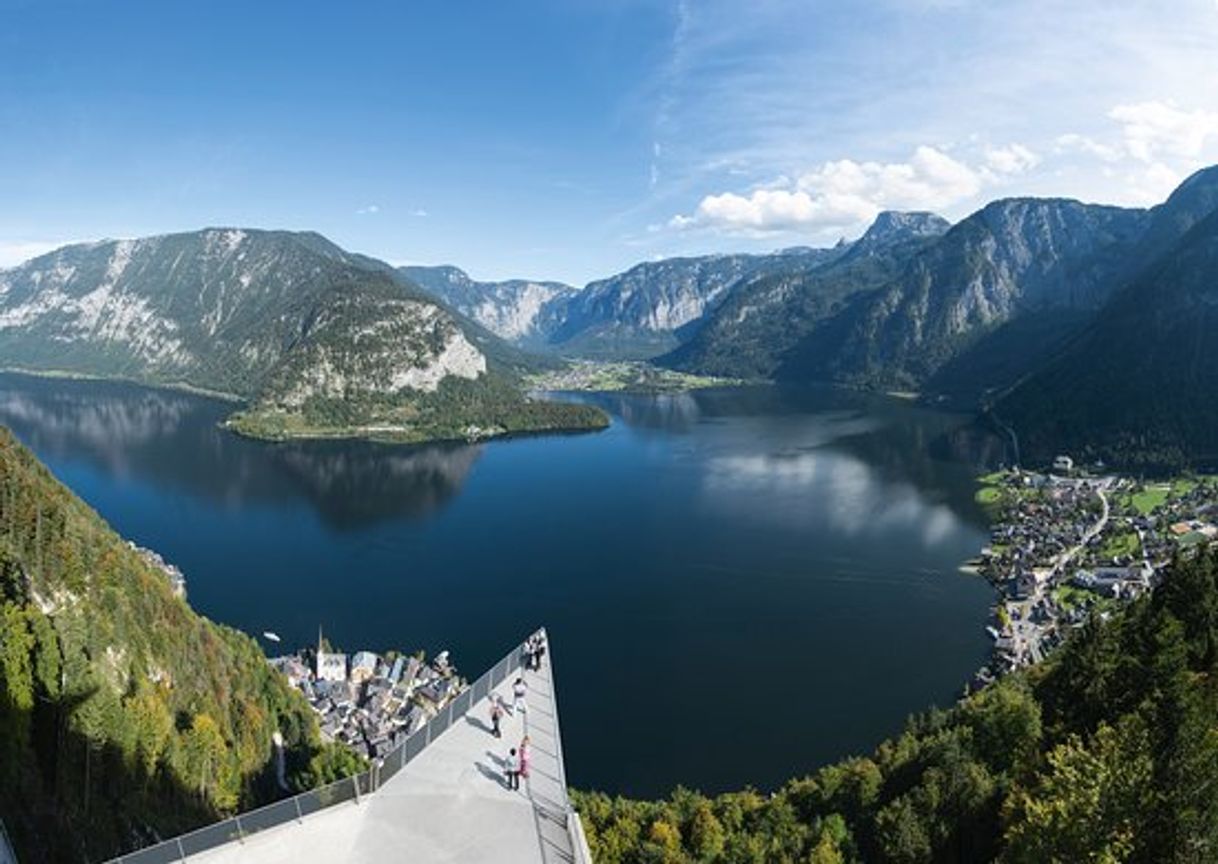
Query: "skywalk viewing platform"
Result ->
[[112, 631, 589, 864]]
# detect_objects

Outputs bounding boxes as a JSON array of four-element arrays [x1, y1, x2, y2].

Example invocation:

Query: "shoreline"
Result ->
[[0, 366, 245, 403], [0, 366, 611, 447], [223, 412, 611, 447], [968, 466, 1218, 688]]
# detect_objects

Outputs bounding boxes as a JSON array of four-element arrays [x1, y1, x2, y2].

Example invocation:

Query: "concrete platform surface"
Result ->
[[187, 650, 576, 864]]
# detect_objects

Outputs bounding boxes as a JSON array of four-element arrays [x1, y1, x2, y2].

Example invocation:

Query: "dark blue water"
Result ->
[[0, 373, 1000, 798]]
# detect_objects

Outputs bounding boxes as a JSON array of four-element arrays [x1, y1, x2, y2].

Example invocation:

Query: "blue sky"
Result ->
[[2, 0, 1217, 284]]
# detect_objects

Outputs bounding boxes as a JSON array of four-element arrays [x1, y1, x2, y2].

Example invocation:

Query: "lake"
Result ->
[[0, 373, 1001, 798]]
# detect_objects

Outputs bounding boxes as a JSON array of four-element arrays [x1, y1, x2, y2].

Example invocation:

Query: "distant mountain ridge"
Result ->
[[996, 166, 1218, 470], [6, 164, 1218, 467], [663, 210, 950, 378], [396, 168, 1218, 470], [812, 198, 1148, 390], [0, 229, 606, 443], [397, 265, 577, 347], [404, 249, 841, 360]]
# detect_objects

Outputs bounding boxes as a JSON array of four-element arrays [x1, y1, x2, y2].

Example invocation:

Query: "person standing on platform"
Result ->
[[490, 697, 503, 738], [512, 677, 528, 714], [534, 632, 547, 671], [504, 747, 520, 790], [519, 734, 531, 781]]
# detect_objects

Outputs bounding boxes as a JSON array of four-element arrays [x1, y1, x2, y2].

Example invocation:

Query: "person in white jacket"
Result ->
[[512, 677, 528, 714], [504, 747, 520, 790]]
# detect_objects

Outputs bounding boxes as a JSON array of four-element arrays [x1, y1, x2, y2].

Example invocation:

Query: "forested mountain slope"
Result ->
[[0, 427, 358, 862], [997, 205, 1218, 471]]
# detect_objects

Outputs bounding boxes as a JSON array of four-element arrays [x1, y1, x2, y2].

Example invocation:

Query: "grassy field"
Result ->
[[1174, 478, 1199, 496], [1101, 531, 1141, 560], [1128, 485, 1171, 515], [1052, 583, 1117, 614], [976, 485, 1003, 506]]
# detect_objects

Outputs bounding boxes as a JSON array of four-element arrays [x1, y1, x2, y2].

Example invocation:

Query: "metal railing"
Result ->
[[108, 633, 533, 863], [545, 631, 593, 864]]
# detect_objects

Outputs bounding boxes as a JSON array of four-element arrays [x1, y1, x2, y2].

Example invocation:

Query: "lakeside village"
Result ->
[[130, 538, 467, 762], [970, 456, 1218, 688], [267, 634, 465, 760]]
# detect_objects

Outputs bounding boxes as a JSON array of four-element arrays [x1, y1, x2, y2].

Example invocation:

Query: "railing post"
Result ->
[[294, 795, 304, 823], [235, 815, 245, 843], [352, 773, 362, 805], [177, 836, 187, 862]]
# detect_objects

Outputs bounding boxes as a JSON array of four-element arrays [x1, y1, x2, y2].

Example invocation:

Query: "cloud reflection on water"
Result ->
[[704, 444, 970, 551], [0, 376, 483, 530]]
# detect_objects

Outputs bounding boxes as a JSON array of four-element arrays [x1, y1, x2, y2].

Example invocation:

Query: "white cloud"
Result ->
[[985, 143, 1040, 175], [1053, 101, 1218, 204], [356, 204, 380, 215], [1054, 133, 1123, 163], [632, 0, 1218, 256], [411, 208, 429, 218], [0, 241, 68, 269], [1109, 100, 1218, 164], [670, 146, 981, 234]]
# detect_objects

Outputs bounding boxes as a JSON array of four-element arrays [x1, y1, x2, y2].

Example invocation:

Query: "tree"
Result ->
[[0, 601, 34, 778], [1002, 719, 1151, 863], [874, 795, 931, 864], [182, 713, 229, 804], [127, 687, 173, 778], [687, 801, 725, 860]]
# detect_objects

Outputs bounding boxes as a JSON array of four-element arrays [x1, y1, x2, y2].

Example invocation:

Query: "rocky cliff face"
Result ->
[[399, 265, 576, 346], [821, 198, 1148, 388], [664, 211, 948, 378], [0, 229, 496, 395], [547, 248, 835, 359]]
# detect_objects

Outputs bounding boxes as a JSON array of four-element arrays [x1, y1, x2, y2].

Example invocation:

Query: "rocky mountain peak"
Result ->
[[861, 211, 951, 244]]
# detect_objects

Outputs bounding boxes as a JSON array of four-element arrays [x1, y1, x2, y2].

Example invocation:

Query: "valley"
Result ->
[[3, 165, 1217, 470]]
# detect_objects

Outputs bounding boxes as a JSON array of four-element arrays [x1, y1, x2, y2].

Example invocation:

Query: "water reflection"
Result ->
[[704, 449, 964, 549], [581, 385, 996, 535], [0, 372, 1004, 797], [574, 390, 704, 433], [0, 375, 482, 529]]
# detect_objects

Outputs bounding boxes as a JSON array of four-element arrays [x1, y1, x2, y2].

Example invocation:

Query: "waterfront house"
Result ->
[[316, 651, 348, 682], [350, 651, 380, 684]]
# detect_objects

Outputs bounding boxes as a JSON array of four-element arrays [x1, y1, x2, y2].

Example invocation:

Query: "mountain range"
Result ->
[[405, 246, 835, 360], [0, 230, 606, 444], [401, 167, 1218, 470], [2, 166, 1217, 465]]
